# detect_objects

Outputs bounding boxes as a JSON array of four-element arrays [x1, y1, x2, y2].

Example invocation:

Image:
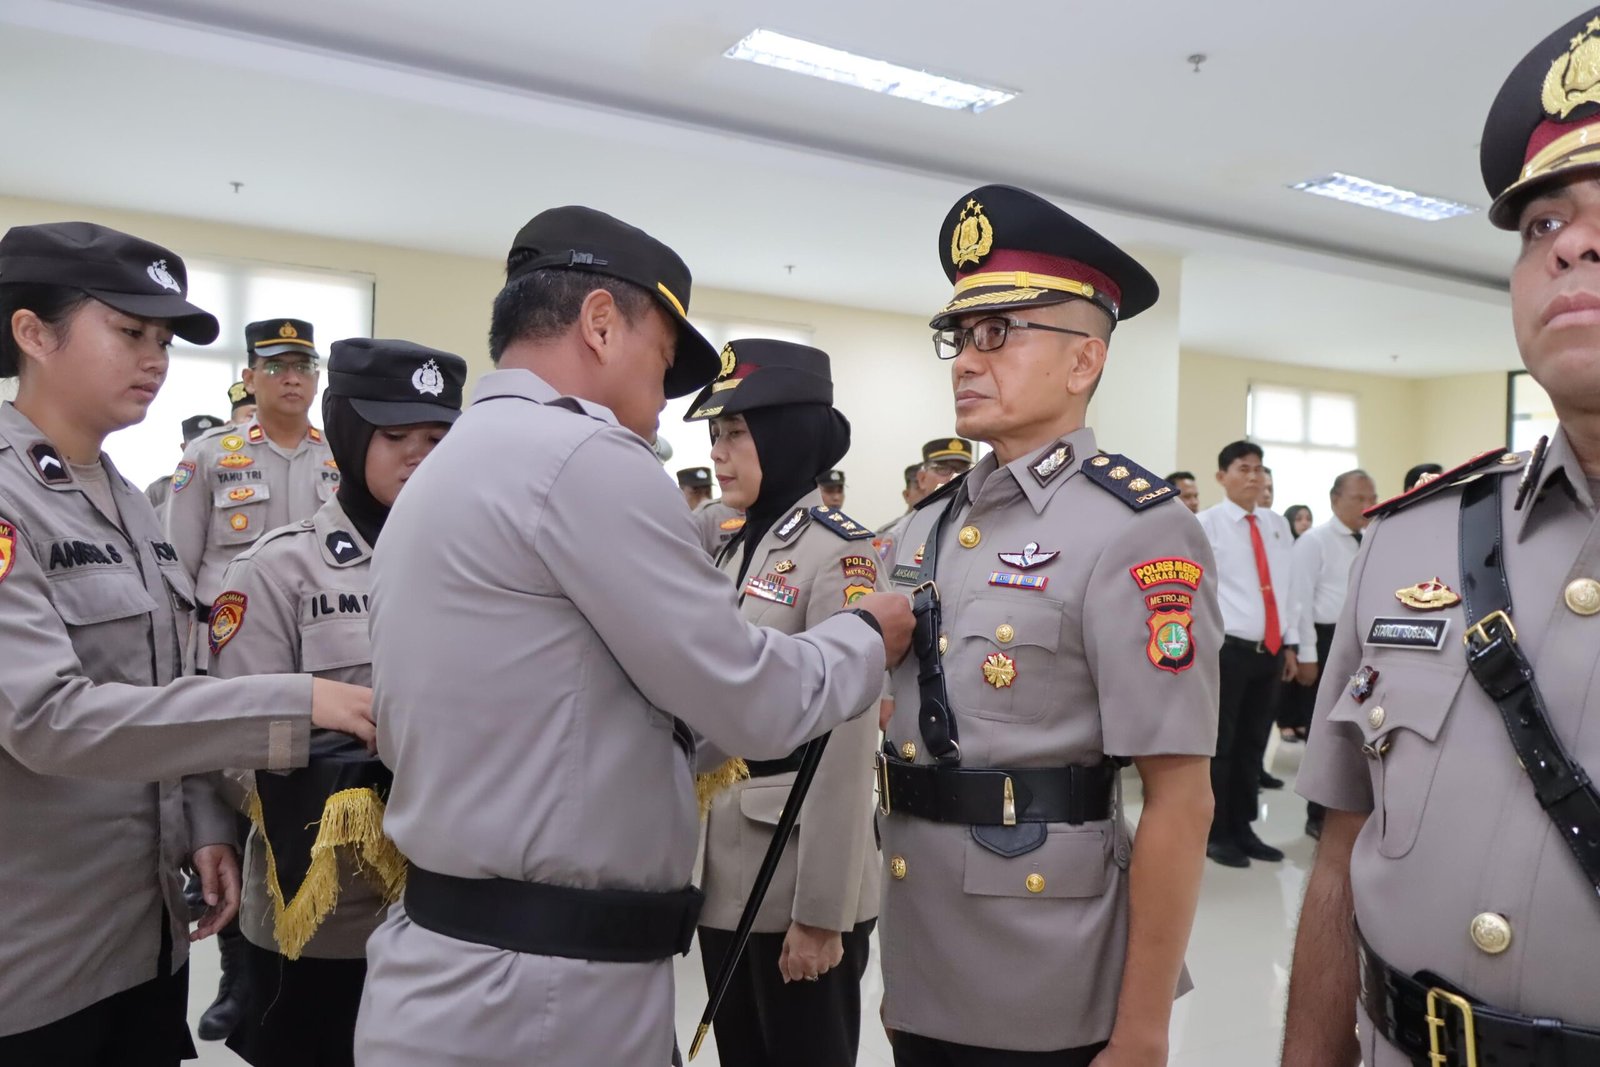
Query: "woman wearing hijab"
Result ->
[[206, 338, 466, 1067], [685, 339, 884, 1067]]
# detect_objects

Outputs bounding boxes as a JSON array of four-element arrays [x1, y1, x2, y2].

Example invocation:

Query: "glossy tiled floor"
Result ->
[[190, 739, 1312, 1066]]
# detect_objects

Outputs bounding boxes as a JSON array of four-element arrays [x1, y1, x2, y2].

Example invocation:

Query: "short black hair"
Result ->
[[1403, 463, 1443, 492], [488, 253, 654, 364], [0, 283, 92, 378], [1166, 470, 1196, 483], [1217, 440, 1263, 472]]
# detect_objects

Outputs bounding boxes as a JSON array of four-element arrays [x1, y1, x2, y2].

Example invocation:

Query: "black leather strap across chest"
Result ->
[[912, 496, 961, 765]]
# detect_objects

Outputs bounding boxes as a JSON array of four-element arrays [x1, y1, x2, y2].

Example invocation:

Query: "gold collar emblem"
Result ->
[[1395, 577, 1461, 611], [1543, 17, 1600, 118], [950, 198, 994, 269]]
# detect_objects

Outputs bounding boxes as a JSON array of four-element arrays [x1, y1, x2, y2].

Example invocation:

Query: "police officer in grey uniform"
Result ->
[[0, 221, 372, 1065], [208, 338, 465, 1067], [167, 317, 338, 669], [879, 437, 975, 568], [877, 186, 1221, 1066], [685, 339, 885, 1065], [1284, 11, 1600, 1064], [678, 465, 714, 510], [353, 206, 912, 1066], [817, 467, 847, 509], [145, 414, 223, 513], [680, 464, 747, 557]]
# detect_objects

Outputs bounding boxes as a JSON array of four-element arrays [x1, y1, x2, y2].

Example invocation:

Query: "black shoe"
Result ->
[[197, 923, 250, 1041], [1259, 771, 1285, 790], [1239, 830, 1285, 862], [1305, 818, 1323, 841], [1206, 840, 1251, 868]]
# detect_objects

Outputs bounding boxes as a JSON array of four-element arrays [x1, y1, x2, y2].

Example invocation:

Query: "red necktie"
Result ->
[[1246, 514, 1282, 655]]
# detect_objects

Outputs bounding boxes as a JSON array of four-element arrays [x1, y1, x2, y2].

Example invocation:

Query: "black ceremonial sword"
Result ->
[[688, 732, 830, 1061]]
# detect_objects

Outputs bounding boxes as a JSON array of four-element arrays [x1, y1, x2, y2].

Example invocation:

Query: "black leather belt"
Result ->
[[875, 748, 1114, 825], [404, 866, 703, 963], [1358, 929, 1600, 1066], [745, 748, 806, 778], [1222, 634, 1280, 655]]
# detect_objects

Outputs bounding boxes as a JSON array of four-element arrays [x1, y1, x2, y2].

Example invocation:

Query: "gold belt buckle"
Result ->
[[1463, 610, 1517, 651], [1425, 987, 1478, 1067], [875, 752, 892, 816]]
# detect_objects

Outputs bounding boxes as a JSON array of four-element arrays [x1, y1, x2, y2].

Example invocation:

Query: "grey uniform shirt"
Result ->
[[0, 401, 312, 1036], [698, 487, 885, 934], [145, 474, 171, 514], [208, 496, 387, 959], [353, 369, 885, 1067], [693, 497, 745, 559], [879, 428, 1222, 1052], [1298, 433, 1600, 1066]]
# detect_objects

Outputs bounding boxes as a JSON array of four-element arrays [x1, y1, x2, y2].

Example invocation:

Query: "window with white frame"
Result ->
[[102, 258, 374, 490], [1245, 383, 1360, 517], [654, 317, 815, 479]]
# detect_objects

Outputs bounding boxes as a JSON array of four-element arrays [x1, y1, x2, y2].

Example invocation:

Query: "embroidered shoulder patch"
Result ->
[[841, 554, 877, 606], [209, 591, 248, 656], [171, 461, 196, 493], [1129, 557, 1204, 590], [810, 506, 875, 541], [1145, 592, 1197, 674], [1080, 454, 1174, 510], [0, 521, 16, 586], [1364, 448, 1517, 519]]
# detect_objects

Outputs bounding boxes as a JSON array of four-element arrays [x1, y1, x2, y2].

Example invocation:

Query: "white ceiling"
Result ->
[[0, 0, 1544, 375]]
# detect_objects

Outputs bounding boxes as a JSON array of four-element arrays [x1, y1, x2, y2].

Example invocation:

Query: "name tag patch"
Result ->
[[1365, 616, 1449, 650]]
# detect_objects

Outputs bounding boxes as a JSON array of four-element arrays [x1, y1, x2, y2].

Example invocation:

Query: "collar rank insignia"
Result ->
[[810, 505, 876, 541], [28, 443, 71, 485], [326, 531, 363, 565], [1081, 454, 1173, 511], [997, 542, 1059, 570], [1348, 665, 1379, 704], [1029, 442, 1073, 486], [308, 427, 323, 443], [1395, 577, 1460, 611], [775, 507, 809, 543]]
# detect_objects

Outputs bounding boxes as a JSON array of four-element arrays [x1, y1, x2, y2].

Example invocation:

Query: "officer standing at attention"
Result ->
[[353, 206, 912, 1066], [817, 467, 847, 509], [1285, 10, 1600, 1064], [877, 185, 1221, 1066], [229, 379, 257, 426], [167, 317, 338, 669], [0, 221, 373, 1064], [145, 413, 224, 512], [685, 339, 884, 1065], [208, 338, 465, 1067], [878, 437, 975, 567]]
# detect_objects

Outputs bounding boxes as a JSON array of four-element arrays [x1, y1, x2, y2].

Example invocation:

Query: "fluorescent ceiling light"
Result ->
[[1291, 172, 1479, 222], [725, 29, 1016, 114]]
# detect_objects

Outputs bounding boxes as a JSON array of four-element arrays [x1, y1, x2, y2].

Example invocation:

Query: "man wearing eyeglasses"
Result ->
[[877, 185, 1220, 1066]]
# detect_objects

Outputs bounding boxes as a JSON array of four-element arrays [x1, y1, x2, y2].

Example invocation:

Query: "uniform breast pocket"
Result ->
[[1326, 659, 1465, 859], [49, 570, 158, 682], [950, 597, 1064, 724], [299, 617, 371, 675], [211, 482, 272, 546], [962, 825, 1110, 899]]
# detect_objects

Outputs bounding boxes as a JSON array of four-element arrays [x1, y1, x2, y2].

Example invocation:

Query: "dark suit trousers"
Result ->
[[698, 919, 875, 1067], [1304, 622, 1338, 826], [891, 1031, 1108, 1066], [1211, 640, 1284, 842]]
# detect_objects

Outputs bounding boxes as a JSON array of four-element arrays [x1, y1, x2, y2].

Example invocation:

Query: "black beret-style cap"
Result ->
[[683, 339, 833, 422], [247, 318, 319, 359], [229, 380, 256, 409], [922, 437, 975, 465], [507, 206, 718, 399], [181, 414, 224, 443], [1482, 8, 1600, 228], [325, 338, 467, 427], [677, 467, 713, 489], [930, 185, 1158, 329], [0, 221, 219, 347], [817, 469, 846, 488]]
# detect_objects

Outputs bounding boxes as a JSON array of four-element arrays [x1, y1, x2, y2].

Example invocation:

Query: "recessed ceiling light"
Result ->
[[1291, 172, 1479, 222], [725, 29, 1017, 114]]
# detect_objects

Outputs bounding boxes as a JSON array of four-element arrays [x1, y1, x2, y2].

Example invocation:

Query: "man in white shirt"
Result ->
[[1196, 441, 1302, 867], [1287, 469, 1376, 839]]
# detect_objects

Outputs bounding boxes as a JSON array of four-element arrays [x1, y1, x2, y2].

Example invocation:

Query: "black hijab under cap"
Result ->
[[731, 403, 851, 583]]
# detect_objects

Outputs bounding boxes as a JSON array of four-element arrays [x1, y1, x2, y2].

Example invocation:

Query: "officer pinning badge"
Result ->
[[221, 434, 245, 452], [1129, 557, 1204, 591], [0, 521, 16, 586], [228, 487, 256, 502], [744, 574, 798, 607], [27, 443, 70, 485], [1029, 443, 1073, 486], [1144, 592, 1197, 674], [208, 591, 247, 655], [841, 554, 877, 606], [988, 571, 1049, 591], [1366, 616, 1450, 651], [171, 461, 195, 493], [1348, 665, 1379, 703], [1394, 577, 1461, 611], [997, 542, 1059, 570], [326, 532, 362, 564], [229, 513, 249, 532], [411, 358, 446, 396], [981, 651, 1017, 689], [218, 453, 253, 470]]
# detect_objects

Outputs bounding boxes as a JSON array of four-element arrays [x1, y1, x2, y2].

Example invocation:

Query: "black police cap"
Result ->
[[817, 470, 846, 488], [677, 467, 713, 489], [1481, 8, 1600, 228], [229, 380, 255, 409], [325, 338, 467, 427], [0, 222, 219, 349], [922, 437, 975, 465], [247, 318, 319, 359], [507, 206, 718, 399], [683, 339, 833, 422], [930, 185, 1158, 329], [182, 414, 224, 444]]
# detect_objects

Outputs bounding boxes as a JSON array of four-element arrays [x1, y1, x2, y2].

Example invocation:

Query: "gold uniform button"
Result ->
[[995, 623, 1015, 644], [1470, 912, 1512, 955], [1025, 873, 1045, 894], [958, 525, 981, 549], [900, 741, 917, 761], [938, 635, 949, 656], [1565, 578, 1600, 616], [1367, 705, 1386, 730], [890, 856, 908, 880]]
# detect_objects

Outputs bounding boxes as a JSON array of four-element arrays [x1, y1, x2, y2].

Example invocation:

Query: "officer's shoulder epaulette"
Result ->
[[809, 505, 876, 540], [192, 422, 231, 444], [1079, 454, 1175, 511], [1364, 448, 1523, 520], [231, 517, 316, 563], [912, 470, 968, 511]]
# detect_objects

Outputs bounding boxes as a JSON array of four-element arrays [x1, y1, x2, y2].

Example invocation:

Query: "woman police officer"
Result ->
[[685, 339, 884, 1067], [0, 221, 371, 1065]]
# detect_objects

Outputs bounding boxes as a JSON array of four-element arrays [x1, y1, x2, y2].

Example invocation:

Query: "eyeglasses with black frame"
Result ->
[[933, 316, 1092, 360]]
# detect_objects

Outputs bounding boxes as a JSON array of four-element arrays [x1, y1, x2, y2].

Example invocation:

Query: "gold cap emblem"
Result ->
[[1394, 577, 1461, 611], [1543, 18, 1600, 118], [279, 322, 298, 339], [948, 438, 965, 452], [949, 198, 994, 269], [718, 343, 737, 380]]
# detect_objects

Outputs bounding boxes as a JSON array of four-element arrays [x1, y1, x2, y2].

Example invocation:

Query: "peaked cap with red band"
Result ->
[[1482, 7, 1600, 228], [930, 184, 1159, 329], [684, 338, 833, 421]]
